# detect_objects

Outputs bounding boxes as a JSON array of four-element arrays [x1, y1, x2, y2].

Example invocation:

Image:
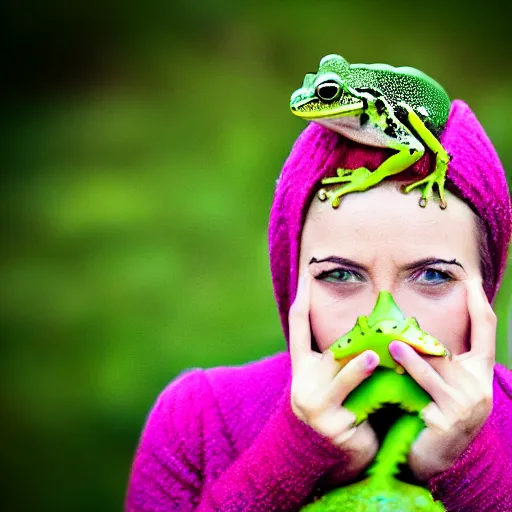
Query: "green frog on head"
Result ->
[[290, 54, 451, 209]]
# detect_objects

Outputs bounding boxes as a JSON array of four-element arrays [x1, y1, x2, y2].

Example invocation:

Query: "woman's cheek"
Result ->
[[435, 297, 470, 355], [309, 289, 365, 353], [398, 288, 470, 356]]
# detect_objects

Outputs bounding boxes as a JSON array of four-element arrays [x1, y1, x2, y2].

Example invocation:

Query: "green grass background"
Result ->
[[1, 1, 511, 510]]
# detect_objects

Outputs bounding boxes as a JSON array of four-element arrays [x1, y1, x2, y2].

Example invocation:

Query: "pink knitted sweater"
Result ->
[[126, 356, 512, 511], [126, 100, 512, 511]]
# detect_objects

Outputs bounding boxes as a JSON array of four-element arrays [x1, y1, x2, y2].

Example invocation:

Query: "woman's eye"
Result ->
[[316, 269, 362, 283], [415, 268, 452, 284]]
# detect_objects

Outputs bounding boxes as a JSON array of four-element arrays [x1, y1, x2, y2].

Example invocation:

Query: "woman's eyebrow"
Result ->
[[309, 256, 369, 272], [402, 258, 465, 271], [309, 256, 465, 272]]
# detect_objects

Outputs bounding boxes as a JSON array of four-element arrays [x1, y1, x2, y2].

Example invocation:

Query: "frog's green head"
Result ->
[[290, 54, 364, 120], [330, 291, 450, 370]]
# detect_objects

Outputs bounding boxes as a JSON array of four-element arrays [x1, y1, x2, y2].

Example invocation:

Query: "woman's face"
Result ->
[[299, 182, 482, 356]]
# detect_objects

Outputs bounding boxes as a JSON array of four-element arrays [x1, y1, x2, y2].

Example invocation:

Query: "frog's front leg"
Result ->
[[317, 167, 375, 205], [399, 102, 451, 209]]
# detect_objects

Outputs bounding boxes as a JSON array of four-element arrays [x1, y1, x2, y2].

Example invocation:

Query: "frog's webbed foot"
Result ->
[[401, 151, 450, 209], [318, 167, 372, 208]]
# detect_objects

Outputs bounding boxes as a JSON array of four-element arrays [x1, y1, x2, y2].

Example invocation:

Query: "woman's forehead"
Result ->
[[306, 181, 470, 224], [302, 182, 479, 257]]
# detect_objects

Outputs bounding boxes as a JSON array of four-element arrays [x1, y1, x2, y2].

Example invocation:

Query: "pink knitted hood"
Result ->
[[268, 99, 512, 341]]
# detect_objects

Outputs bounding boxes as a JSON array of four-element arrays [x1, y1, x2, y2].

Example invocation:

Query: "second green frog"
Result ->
[[301, 291, 450, 511]]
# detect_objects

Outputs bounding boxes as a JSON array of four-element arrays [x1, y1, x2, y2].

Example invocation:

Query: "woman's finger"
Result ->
[[318, 407, 358, 445], [428, 355, 481, 397], [420, 401, 451, 434], [289, 272, 313, 369], [465, 279, 496, 363], [389, 341, 465, 411], [327, 350, 380, 405]]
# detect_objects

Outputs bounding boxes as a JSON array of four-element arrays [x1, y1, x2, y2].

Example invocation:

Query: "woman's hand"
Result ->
[[389, 279, 495, 482], [289, 272, 380, 484]]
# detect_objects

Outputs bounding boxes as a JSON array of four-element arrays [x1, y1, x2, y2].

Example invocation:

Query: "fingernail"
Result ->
[[389, 341, 403, 361], [363, 351, 378, 370]]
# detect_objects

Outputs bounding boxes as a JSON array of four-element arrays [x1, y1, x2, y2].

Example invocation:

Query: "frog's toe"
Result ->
[[332, 195, 343, 208], [421, 188, 435, 208], [317, 188, 328, 201], [402, 178, 435, 208], [336, 167, 354, 177], [402, 180, 421, 195]]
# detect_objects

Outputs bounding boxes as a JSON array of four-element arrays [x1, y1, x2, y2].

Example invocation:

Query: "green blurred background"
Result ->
[[1, 1, 511, 510]]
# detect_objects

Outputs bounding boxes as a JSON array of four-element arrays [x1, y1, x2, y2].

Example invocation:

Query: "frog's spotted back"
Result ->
[[302, 477, 446, 511], [348, 63, 450, 129]]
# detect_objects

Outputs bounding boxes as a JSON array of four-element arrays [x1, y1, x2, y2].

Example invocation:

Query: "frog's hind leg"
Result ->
[[318, 100, 425, 208], [318, 141, 424, 208], [399, 102, 451, 209]]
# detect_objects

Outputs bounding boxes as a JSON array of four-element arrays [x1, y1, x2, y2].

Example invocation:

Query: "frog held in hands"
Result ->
[[290, 54, 451, 209], [301, 291, 450, 511]]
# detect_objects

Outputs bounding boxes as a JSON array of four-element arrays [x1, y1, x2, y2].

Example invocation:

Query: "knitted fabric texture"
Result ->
[[269, 99, 512, 341], [126, 354, 512, 511]]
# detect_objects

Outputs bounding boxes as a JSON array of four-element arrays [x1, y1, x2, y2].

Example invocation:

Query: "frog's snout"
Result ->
[[290, 89, 314, 110]]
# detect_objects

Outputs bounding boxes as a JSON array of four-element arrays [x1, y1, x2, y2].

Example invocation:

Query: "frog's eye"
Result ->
[[316, 81, 341, 102]]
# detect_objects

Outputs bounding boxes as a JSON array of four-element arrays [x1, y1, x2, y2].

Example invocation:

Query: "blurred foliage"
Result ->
[[1, 1, 511, 510]]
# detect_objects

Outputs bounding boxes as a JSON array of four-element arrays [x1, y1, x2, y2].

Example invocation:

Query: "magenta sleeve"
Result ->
[[126, 369, 348, 511], [428, 365, 512, 511]]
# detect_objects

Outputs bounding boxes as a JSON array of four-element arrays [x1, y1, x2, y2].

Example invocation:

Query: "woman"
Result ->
[[126, 99, 512, 511]]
